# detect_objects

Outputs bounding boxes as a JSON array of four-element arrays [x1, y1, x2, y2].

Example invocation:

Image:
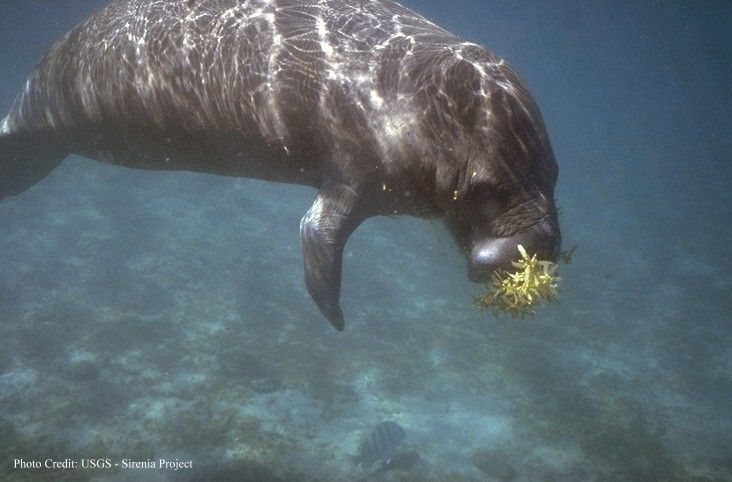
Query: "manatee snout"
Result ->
[[468, 218, 560, 282]]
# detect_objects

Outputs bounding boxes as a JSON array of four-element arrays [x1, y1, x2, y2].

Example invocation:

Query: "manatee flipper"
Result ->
[[0, 130, 68, 201], [300, 181, 363, 331]]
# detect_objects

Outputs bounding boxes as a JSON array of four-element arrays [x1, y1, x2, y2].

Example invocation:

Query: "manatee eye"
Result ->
[[468, 182, 510, 219], [492, 185, 512, 205], [484, 188, 511, 219]]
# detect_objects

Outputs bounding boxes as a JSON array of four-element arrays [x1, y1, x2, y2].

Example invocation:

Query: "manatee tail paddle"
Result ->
[[0, 128, 68, 201]]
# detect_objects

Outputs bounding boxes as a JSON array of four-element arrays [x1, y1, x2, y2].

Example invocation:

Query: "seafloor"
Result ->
[[0, 156, 730, 481]]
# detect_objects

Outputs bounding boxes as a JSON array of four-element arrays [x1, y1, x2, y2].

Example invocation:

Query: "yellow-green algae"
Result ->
[[475, 244, 560, 316]]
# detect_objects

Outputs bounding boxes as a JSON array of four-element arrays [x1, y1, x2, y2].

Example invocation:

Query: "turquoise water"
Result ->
[[0, 1, 730, 480]]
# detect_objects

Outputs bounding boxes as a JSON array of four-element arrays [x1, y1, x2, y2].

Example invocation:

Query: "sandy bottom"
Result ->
[[1, 158, 730, 481]]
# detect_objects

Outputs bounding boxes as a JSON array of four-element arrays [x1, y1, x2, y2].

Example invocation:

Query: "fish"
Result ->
[[352, 421, 406, 473]]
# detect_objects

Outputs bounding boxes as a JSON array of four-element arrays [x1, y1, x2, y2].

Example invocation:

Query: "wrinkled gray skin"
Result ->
[[0, 0, 560, 330]]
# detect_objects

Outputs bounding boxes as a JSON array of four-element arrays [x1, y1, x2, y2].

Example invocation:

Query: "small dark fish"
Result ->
[[559, 244, 577, 264], [353, 421, 406, 471]]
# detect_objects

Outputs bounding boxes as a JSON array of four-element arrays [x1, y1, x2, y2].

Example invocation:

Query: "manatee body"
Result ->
[[0, 0, 561, 330]]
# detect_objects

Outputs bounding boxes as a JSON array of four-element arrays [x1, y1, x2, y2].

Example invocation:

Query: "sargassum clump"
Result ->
[[474, 244, 560, 316]]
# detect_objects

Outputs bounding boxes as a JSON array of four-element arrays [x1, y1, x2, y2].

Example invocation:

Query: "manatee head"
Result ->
[[463, 190, 561, 282], [436, 59, 562, 283], [445, 164, 561, 283]]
